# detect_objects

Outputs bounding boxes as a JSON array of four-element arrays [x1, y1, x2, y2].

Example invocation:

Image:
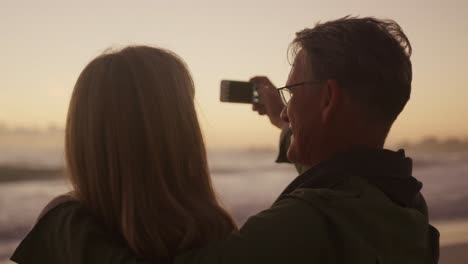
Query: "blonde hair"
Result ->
[[65, 46, 236, 259]]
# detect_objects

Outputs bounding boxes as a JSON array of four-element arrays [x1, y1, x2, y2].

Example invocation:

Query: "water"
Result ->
[[1, 150, 468, 263]]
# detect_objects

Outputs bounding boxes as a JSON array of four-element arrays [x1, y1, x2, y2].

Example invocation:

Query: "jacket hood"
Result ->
[[280, 147, 423, 208]]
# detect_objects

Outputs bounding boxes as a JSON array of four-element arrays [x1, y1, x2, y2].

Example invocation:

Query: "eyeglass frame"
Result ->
[[276, 80, 323, 105]]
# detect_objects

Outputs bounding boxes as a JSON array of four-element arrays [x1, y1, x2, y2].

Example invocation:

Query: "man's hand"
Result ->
[[250, 76, 287, 129]]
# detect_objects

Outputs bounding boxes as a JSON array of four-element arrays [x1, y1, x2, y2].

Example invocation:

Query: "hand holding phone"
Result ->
[[220, 77, 286, 129]]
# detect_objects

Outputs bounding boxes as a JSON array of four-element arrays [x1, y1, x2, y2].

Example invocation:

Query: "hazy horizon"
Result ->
[[1, 120, 468, 151]]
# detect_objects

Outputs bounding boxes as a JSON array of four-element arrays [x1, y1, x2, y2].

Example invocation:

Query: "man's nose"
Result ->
[[280, 105, 289, 123]]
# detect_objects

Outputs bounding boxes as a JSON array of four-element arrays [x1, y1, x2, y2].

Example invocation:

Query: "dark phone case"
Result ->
[[220, 80, 256, 104]]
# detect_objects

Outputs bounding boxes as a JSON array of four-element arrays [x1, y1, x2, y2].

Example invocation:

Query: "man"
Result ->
[[174, 17, 438, 263], [12, 16, 439, 263]]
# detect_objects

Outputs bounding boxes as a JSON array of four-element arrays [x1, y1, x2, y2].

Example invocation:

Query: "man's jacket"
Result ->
[[176, 147, 439, 263]]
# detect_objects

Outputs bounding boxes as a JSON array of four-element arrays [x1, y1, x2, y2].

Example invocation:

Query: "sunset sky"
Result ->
[[1, 0, 467, 149]]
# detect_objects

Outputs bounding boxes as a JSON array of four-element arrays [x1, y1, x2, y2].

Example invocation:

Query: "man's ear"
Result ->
[[321, 80, 341, 124]]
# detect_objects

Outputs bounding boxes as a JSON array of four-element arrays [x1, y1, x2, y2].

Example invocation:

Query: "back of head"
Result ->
[[65, 46, 235, 259], [292, 16, 412, 125]]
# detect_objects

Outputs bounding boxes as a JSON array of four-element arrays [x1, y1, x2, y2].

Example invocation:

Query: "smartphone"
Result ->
[[220, 80, 259, 104]]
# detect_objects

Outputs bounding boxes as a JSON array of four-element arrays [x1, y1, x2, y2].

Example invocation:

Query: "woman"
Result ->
[[11, 46, 236, 263]]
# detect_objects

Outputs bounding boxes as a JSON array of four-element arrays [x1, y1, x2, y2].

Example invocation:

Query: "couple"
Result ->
[[11, 17, 439, 263]]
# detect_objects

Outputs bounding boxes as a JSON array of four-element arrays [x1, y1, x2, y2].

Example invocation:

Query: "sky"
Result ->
[[1, 0, 467, 149]]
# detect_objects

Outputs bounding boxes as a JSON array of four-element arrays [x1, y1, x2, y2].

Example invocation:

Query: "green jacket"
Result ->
[[173, 146, 439, 263], [176, 175, 435, 263]]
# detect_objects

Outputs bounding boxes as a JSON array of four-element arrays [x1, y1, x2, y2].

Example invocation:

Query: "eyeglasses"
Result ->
[[276, 81, 322, 105]]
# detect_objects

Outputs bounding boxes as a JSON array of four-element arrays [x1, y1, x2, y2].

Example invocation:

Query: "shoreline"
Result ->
[[432, 219, 468, 247], [0, 166, 63, 183]]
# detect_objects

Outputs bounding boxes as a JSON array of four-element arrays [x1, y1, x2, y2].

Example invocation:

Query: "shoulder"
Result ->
[[236, 194, 334, 255], [241, 180, 370, 231], [245, 192, 329, 227], [37, 193, 76, 220], [33, 199, 103, 241], [11, 201, 86, 263], [177, 193, 335, 262], [11, 201, 142, 264]]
